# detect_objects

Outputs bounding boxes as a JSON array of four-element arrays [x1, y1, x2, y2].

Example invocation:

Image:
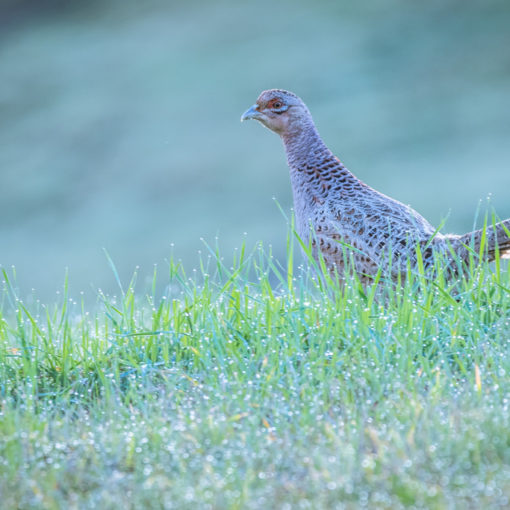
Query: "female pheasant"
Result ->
[[241, 89, 510, 283]]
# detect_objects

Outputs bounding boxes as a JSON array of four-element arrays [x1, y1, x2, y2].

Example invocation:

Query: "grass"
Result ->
[[1, 232, 510, 509]]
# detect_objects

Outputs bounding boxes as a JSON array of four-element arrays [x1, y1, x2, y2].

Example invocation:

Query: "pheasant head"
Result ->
[[241, 89, 313, 136]]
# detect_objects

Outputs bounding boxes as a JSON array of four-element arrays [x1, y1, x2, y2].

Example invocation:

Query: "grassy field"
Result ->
[[1, 235, 510, 509]]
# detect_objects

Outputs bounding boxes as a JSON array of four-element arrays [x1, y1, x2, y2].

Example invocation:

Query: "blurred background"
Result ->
[[1, 0, 509, 301]]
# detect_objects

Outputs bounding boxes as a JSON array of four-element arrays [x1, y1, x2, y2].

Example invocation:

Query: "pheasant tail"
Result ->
[[457, 219, 510, 261]]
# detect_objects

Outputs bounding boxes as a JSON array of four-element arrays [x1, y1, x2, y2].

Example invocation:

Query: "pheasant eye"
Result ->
[[273, 101, 282, 109]]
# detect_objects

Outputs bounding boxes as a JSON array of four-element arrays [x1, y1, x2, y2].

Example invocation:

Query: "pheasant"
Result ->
[[241, 89, 510, 283]]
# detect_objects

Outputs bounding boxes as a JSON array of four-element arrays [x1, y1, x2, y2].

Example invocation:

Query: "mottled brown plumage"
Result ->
[[242, 89, 510, 283]]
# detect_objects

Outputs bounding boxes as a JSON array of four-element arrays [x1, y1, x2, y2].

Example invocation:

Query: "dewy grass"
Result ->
[[0, 226, 510, 509]]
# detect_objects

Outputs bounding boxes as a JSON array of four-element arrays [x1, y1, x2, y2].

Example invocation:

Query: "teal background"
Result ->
[[1, 0, 509, 299]]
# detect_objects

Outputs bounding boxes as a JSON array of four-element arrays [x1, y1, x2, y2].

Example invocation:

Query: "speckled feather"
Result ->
[[242, 89, 510, 282]]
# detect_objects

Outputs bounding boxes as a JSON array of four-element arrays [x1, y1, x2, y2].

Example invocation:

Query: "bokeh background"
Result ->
[[1, 0, 509, 300]]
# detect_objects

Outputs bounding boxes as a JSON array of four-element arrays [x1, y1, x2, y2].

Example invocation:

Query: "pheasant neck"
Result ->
[[282, 123, 328, 170], [281, 123, 364, 239], [281, 123, 362, 197]]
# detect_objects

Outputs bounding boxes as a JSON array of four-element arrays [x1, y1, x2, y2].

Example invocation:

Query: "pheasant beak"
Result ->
[[241, 104, 263, 122]]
